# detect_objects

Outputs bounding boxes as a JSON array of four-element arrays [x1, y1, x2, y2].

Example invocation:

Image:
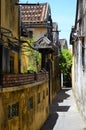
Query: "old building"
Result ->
[[20, 3, 53, 72], [20, 3, 60, 103], [20, 3, 53, 41], [0, 1, 49, 130], [70, 0, 86, 122]]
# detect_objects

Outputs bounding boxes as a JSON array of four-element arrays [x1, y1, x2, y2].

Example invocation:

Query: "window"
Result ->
[[28, 97, 33, 110], [8, 102, 19, 119], [12, 103, 19, 116]]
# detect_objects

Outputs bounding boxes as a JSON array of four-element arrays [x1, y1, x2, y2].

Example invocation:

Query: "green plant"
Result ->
[[59, 49, 72, 75], [21, 37, 41, 73], [83, 128, 86, 130]]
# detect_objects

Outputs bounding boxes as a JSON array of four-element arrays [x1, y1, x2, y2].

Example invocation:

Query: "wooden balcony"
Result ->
[[0, 72, 49, 88]]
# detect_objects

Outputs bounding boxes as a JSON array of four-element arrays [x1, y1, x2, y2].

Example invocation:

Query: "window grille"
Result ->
[[28, 97, 33, 110], [8, 102, 19, 119]]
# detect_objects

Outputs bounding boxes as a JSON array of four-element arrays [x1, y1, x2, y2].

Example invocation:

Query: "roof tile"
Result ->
[[20, 3, 47, 23]]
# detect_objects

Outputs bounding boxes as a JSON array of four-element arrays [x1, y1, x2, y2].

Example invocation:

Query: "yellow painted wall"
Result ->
[[0, 0, 19, 73], [21, 26, 47, 73], [0, 80, 49, 130], [1, 0, 19, 37], [21, 42, 42, 73]]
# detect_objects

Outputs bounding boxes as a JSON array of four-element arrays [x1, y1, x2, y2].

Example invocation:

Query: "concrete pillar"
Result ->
[[61, 72, 63, 88]]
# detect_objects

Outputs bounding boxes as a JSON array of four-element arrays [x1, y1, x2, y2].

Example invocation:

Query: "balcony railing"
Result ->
[[0, 72, 49, 88]]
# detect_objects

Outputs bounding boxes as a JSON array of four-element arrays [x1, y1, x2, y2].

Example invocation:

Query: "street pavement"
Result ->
[[40, 88, 86, 130]]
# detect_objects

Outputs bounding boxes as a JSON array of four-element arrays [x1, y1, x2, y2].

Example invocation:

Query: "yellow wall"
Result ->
[[21, 27, 47, 73], [21, 42, 42, 73], [0, 80, 49, 130], [0, 0, 19, 73], [1, 0, 19, 37]]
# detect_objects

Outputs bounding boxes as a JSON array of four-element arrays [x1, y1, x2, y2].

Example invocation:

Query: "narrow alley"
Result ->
[[40, 88, 85, 130]]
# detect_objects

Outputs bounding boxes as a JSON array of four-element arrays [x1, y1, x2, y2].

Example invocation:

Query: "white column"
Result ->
[[61, 72, 63, 88]]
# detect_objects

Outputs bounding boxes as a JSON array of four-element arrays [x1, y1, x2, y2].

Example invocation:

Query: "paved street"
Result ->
[[40, 88, 86, 130]]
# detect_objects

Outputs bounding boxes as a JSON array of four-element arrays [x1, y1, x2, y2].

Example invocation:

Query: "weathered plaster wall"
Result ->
[[1, 0, 19, 37], [0, 0, 19, 73], [0, 80, 49, 130], [72, 0, 86, 123], [73, 40, 86, 122]]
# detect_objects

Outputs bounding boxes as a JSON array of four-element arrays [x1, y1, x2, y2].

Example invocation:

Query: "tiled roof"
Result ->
[[20, 3, 48, 23], [33, 37, 51, 47], [33, 37, 55, 53]]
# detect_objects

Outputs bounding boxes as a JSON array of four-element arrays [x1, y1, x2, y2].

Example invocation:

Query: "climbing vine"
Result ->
[[20, 37, 41, 73]]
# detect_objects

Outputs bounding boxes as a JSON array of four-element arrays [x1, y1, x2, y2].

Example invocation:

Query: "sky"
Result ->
[[20, 0, 77, 48]]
